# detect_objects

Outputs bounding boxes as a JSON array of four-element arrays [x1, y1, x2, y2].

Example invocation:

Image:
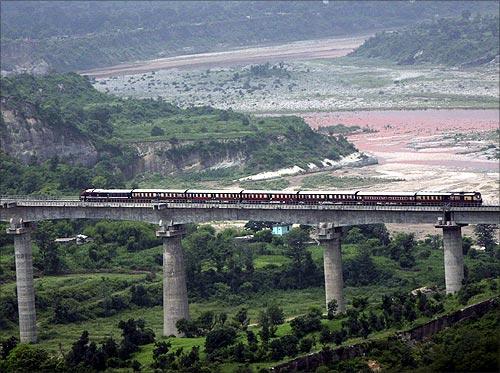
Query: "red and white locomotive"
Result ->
[[80, 189, 482, 206]]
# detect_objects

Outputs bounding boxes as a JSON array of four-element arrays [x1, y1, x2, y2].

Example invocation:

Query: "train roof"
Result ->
[[415, 191, 452, 196], [132, 189, 188, 193], [298, 190, 358, 195], [357, 191, 416, 196], [90, 189, 133, 194], [186, 189, 243, 194], [241, 190, 299, 194]]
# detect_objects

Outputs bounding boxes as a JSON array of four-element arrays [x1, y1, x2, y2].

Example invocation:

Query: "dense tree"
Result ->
[[234, 308, 250, 330], [130, 285, 152, 307], [118, 318, 155, 359], [204, 326, 237, 355], [344, 248, 383, 286], [290, 308, 323, 338], [389, 233, 417, 268], [299, 337, 314, 353], [150, 126, 165, 136], [0, 336, 18, 359], [327, 299, 338, 320], [3, 344, 60, 372], [51, 298, 85, 324], [474, 224, 498, 251]]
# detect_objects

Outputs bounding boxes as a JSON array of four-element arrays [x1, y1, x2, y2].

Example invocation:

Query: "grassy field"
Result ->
[[112, 112, 313, 143]]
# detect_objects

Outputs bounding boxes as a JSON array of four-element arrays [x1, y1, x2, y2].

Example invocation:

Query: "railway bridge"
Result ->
[[1, 196, 499, 343]]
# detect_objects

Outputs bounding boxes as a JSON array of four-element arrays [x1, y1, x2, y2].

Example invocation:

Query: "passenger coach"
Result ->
[[80, 189, 482, 206]]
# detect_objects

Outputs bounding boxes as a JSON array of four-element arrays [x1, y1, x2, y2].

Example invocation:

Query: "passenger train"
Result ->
[[80, 189, 482, 206]]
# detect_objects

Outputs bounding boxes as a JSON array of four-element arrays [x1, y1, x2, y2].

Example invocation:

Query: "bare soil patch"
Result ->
[[81, 36, 368, 78]]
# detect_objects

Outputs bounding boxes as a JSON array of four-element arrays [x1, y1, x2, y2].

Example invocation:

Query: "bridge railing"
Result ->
[[0, 195, 79, 201], [1, 197, 498, 211]]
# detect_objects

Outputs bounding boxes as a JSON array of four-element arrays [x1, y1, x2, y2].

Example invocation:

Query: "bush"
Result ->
[[457, 283, 483, 305], [204, 326, 237, 355], [299, 337, 314, 353], [51, 298, 86, 324], [150, 126, 165, 136], [4, 344, 59, 372], [290, 308, 323, 338]]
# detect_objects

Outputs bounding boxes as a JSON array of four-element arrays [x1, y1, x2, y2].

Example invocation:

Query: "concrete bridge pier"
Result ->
[[317, 223, 345, 313], [436, 221, 466, 294], [156, 223, 189, 336], [7, 219, 37, 343]]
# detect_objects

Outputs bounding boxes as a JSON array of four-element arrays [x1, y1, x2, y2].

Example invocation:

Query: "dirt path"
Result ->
[[80, 35, 369, 78]]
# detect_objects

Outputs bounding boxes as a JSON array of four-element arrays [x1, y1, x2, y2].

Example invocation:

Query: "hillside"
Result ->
[[0, 220, 498, 371], [0, 73, 356, 195], [351, 14, 500, 66], [1, 1, 498, 73]]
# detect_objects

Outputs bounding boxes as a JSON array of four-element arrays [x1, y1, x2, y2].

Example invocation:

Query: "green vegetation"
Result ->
[[2, 2, 497, 72], [0, 73, 356, 195], [321, 308, 499, 372], [1, 221, 498, 371], [352, 14, 499, 66], [316, 124, 378, 136]]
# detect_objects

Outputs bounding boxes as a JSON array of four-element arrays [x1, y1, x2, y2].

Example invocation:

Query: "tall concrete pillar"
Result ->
[[317, 223, 345, 313], [156, 223, 189, 336], [440, 224, 465, 294], [7, 219, 37, 343]]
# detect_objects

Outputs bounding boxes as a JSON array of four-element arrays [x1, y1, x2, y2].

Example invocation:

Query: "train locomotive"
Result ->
[[80, 189, 482, 207]]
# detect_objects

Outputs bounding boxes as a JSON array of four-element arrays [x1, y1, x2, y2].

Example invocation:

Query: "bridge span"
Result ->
[[1, 197, 498, 226], [1, 196, 499, 343]]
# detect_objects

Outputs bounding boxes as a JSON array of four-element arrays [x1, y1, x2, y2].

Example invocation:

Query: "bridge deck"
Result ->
[[1, 199, 498, 210], [1, 197, 498, 226]]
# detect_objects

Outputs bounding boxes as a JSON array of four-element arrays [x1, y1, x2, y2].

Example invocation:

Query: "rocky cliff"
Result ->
[[0, 104, 98, 166], [131, 138, 254, 175]]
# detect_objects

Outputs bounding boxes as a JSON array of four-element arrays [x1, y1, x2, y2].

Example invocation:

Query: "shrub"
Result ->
[[290, 308, 322, 338], [205, 326, 237, 355], [299, 337, 314, 353], [150, 126, 165, 136]]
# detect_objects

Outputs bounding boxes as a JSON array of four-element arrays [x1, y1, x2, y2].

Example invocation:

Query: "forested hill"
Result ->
[[0, 73, 356, 195], [351, 14, 500, 67], [1, 1, 498, 73]]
